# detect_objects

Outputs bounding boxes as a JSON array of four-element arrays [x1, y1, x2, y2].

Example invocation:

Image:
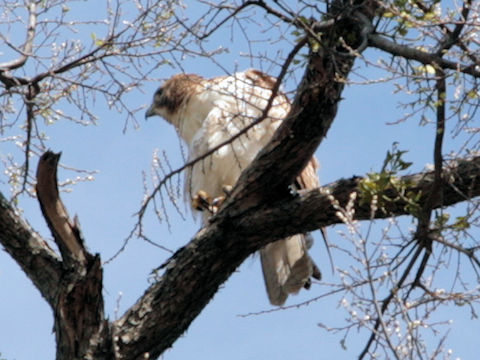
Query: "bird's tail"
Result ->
[[260, 234, 320, 306]]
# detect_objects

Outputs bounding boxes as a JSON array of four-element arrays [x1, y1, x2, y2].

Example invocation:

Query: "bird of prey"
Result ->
[[145, 69, 320, 305]]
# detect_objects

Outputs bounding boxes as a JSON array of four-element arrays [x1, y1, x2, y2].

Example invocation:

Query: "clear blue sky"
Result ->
[[1, 1, 479, 360]]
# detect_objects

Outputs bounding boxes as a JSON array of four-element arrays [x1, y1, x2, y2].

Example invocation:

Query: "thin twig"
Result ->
[[0, 0, 37, 70]]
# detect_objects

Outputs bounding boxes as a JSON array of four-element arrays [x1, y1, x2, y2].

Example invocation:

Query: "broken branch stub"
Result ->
[[36, 151, 87, 266]]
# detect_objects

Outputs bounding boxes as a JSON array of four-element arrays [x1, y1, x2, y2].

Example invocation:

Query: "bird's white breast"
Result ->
[[183, 71, 290, 205]]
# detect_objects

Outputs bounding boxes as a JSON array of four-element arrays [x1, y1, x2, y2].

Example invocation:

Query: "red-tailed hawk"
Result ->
[[145, 69, 320, 305]]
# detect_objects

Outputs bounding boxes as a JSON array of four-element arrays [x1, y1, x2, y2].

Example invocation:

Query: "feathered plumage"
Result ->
[[146, 69, 320, 305]]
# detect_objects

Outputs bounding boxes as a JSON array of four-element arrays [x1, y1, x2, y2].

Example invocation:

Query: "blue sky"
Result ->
[[1, 1, 479, 359]]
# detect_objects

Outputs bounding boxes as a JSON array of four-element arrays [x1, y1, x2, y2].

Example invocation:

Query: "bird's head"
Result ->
[[145, 86, 171, 122], [145, 73, 204, 126]]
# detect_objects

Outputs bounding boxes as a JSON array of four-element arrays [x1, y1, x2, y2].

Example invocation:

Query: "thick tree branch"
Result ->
[[34, 152, 110, 359], [5, 1, 480, 359], [114, 154, 480, 359], [1, 152, 111, 359], [222, 5, 378, 218], [0, 192, 62, 305], [114, 3, 381, 358], [3, 153, 479, 359], [234, 155, 480, 238]]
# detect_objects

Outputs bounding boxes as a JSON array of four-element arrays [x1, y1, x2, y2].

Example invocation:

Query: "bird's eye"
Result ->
[[155, 88, 163, 98]]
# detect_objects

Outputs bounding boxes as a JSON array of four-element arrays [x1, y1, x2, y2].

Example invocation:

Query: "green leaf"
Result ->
[[453, 216, 470, 230]]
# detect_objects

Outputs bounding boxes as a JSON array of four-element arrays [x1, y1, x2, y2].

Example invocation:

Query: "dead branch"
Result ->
[[36, 151, 87, 266]]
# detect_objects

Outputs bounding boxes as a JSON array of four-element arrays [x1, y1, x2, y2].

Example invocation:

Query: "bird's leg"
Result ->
[[193, 185, 233, 214]]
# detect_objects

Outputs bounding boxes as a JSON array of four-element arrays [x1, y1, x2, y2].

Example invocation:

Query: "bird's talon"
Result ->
[[211, 195, 226, 210], [222, 184, 233, 196], [192, 190, 213, 212]]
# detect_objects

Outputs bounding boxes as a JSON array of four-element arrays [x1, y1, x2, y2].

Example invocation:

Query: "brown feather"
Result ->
[[296, 157, 320, 190], [157, 73, 204, 116]]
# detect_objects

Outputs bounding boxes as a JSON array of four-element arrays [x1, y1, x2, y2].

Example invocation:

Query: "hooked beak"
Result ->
[[145, 104, 156, 119]]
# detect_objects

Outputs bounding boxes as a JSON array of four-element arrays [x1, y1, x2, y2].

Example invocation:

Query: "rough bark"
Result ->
[[36, 151, 87, 266], [1, 154, 480, 359], [36, 152, 111, 360], [0, 192, 62, 305], [224, 1, 377, 219], [112, 155, 480, 359], [112, 3, 376, 358], [0, 151, 112, 359]]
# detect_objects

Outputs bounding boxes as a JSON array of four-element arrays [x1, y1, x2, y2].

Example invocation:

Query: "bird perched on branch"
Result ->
[[145, 69, 321, 305]]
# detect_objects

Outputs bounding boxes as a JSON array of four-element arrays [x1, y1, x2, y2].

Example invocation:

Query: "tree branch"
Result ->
[[114, 3, 382, 358], [368, 33, 480, 78], [359, 65, 448, 359], [235, 155, 480, 238], [222, 10, 372, 218], [1, 151, 111, 359], [0, 0, 37, 70], [0, 1, 37, 89], [3, 152, 479, 360], [113, 153, 480, 359], [432, 0, 472, 55], [5, 1, 480, 359], [36, 151, 87, 266], [0, 192, 62, 305], [34, 151, 110, 359]]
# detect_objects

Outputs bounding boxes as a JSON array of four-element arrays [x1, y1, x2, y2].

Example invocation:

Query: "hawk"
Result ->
[[145, 69, 321, 306]]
